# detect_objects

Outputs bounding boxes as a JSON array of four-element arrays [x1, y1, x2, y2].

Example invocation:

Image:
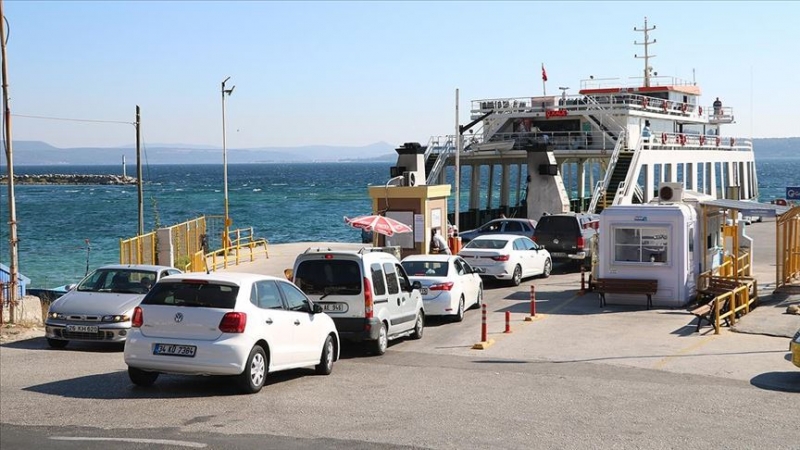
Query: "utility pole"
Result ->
[[454, 89, 460, 234], [221, 77, 234, 255], [0, 0, 19, 322], [634, 17, 656, 88], [135, 105, 143, 236]]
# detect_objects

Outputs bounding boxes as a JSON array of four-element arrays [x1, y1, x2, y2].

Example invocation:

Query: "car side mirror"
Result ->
[[412, 281, 422, 290], [312, 303, 323, 314]]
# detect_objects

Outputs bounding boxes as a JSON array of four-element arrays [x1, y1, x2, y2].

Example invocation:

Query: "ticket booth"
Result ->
[[367, 184, 452, 260]]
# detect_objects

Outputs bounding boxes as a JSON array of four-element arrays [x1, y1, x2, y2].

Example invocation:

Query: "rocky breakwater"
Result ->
[[0, 174, 136, 185]]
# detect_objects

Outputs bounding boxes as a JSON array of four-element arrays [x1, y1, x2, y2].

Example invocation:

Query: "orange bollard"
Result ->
[[504, 311, 512, 333], [481, 303, 488, 342], [530, 285, 536, 316], [580, 266, 586, 292]]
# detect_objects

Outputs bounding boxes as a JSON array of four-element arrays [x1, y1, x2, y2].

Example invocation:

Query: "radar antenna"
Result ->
[[634, 17, 657, 88]]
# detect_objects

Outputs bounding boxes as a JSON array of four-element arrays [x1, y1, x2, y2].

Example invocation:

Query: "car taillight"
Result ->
[[492, 255, 510, 261], [219, 312, 247, 333], [363, 277, 373, 319], [577, 236, 585, 249], [131, 306, 143, 328], [429, 281, 454, 291]]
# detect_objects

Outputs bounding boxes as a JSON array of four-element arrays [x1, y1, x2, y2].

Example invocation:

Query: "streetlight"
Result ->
[[221, 77, 235, 254]]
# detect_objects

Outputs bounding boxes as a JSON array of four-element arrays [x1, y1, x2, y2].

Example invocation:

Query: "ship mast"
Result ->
[[634, 17, 656, 88]]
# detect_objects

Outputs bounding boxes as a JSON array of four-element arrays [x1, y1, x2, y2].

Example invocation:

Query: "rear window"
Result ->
[[402, 260, 449, 277], [536, 216, 581, 235], [294, 259, 363, 296], [141, 282, 239, 309], [464, 239, 508, 250]]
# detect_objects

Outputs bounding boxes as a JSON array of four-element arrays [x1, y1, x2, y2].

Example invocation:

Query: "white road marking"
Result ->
[[50, 436, 207, 448]]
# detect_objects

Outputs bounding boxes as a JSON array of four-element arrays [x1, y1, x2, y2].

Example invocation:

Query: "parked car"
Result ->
[[45, 264, 182, 349], [292, 247, 424, 355], [123, 272, 339, 394], [533, 212, 599, 270], [401, 254, 484, 322], [458, 234, 551, 286], [791, 328, 800, 369], [458, 218, 537, 244]]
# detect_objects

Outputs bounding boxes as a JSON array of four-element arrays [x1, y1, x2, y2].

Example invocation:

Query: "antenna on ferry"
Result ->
[[634, 17, 656, 88]]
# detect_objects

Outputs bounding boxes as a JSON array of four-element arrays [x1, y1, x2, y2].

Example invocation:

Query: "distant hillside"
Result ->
[[1, 141, 398, 165], [1, 137, 796, 165]]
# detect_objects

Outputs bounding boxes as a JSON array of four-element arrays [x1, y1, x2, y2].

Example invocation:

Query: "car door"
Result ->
[[251, 280, 296, 368], [456, 257, 481, 302], [514, 238, 537, 277], [383, 262, 414, 334], [523, 238, 546, 275], [452, 258, 473, 305], [277, 280, 322, 366]]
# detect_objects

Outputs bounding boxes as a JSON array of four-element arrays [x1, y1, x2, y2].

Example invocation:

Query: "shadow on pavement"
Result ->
[[750, 371, 800, 393], [1, 336, 123, 353]]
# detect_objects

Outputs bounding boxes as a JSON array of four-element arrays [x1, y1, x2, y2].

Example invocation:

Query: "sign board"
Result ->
[[787, 187, 800, 200]]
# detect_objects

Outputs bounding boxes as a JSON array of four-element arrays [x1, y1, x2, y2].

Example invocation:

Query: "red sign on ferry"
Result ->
[[545, 109, 568, 119]]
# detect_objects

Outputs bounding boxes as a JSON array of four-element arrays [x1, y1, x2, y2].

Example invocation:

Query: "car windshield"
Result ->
[[464, 239, 508, 250], [76, 268, 158, 294], [401, 261, 449, 277], [141, 282, 239, 309]]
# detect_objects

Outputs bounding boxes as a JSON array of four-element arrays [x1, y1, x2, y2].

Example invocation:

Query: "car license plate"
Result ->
[[420, 288, 428, 295], [320, 302, 348, 313], [66, 325, 98, 333], [551, 252, 567, 257], [153, 343, 197, 357]]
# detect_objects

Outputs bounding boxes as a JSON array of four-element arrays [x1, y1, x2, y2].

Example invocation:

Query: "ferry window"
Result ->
[[613, 226, 670, 264]]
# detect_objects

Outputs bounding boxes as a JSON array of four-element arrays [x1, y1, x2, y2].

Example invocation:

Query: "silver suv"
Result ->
[[292, 247, 425, 355]]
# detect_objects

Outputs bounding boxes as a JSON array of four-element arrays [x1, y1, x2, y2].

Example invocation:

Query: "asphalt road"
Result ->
[[2, 260, 799, 450]]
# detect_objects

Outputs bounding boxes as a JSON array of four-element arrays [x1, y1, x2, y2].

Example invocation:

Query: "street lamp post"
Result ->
[[221, 77, 235, 255]]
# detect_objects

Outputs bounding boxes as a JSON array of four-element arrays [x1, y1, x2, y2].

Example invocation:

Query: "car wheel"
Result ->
[[411, 311, 424, 339], [511, 265, 522, 286], [315, 335, 335, 375], [454, 296, 465, 322], [128, 367, 159, 387], [46, 338, 68, 349], [369, 322, 388, 356], [238, 345, 267, 394], [541, 258, 552, 278]]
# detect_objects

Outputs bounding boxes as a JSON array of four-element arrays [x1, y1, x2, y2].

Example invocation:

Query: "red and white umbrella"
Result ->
[[344, 214, 412, 237]]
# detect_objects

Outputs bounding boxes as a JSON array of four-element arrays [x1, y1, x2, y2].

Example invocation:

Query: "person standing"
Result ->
[[431, 228, 451, 255], [713, 97, 722, 116]]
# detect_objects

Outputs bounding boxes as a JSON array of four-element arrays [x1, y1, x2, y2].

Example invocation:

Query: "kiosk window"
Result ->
[[613, 226, 670, 263]]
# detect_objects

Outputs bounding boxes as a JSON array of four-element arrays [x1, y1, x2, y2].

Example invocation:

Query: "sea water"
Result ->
[[0, 158, 796, 287]]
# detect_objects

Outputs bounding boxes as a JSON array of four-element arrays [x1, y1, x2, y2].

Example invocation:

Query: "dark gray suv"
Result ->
[[532, 213, 599, 270]]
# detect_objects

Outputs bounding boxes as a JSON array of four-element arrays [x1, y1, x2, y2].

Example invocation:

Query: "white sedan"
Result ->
[[458, 234, 552, 286], [401, 255, 484, 322], [123, 272, 339, 394]]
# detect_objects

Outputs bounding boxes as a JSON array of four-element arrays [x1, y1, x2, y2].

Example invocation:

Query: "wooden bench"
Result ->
[[690, 296, 732, 332], [595, 278, 659, 310]]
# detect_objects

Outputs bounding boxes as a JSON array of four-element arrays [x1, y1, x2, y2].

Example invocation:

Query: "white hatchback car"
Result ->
[[458, 234, 552, 286], [401, 254, 484, 322], [124, 272, 339, 394]]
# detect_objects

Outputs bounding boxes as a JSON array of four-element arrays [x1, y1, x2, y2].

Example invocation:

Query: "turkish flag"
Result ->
[[541, 64, 548, 82]]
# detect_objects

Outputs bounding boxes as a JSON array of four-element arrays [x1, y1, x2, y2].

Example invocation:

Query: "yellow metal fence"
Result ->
[[119, 232, 157, 265]]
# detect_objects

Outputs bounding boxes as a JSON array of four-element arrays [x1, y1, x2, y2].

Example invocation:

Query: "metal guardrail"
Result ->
[[194, 227, 270, 273]]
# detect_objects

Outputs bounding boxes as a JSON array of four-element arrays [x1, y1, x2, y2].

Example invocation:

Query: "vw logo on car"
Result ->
[[174, 313, 183, 323]]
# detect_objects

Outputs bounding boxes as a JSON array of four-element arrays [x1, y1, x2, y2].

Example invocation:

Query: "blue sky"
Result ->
[[4, 1, 798, 149]]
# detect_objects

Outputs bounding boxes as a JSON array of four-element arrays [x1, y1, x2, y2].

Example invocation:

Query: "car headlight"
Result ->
[[48, 312, 65, 320], [102, 315, 130, 323]]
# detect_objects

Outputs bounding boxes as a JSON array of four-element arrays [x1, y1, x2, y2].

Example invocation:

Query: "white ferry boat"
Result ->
[[411, 18, 758, 229]]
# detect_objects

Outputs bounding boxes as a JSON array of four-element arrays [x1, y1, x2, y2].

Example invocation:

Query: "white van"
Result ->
[[292, 247, 425, 355]]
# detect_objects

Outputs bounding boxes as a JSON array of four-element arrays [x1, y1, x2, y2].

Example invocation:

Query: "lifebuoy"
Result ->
[[642, 97, 649, 108], [699, 135, 706, 145], [661, 132, 667, 144], [715, 136, 721, 147], [681, 103, 687, 113], [730, 137, 735, 147], [776, 198, 788, 206]]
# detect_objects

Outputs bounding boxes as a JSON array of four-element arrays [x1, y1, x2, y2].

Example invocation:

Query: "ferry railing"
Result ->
[[424, 135, 455, 185], [651, 132, 752, 152]]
